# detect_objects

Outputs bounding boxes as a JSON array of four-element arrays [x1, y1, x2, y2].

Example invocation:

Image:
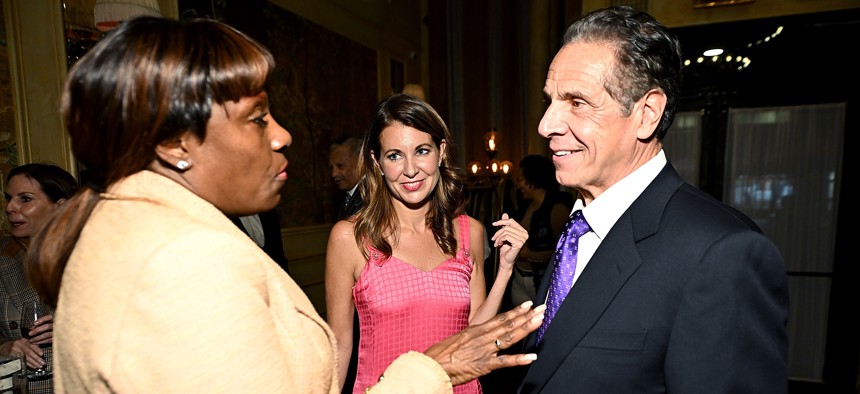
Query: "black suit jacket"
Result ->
[[519, 163, 789, 393], [231, 209, 289, 274], [337, 191, 363, 221]]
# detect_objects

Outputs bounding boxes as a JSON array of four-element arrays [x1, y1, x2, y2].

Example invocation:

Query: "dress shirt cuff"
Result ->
[[366, 351, 452, 394]]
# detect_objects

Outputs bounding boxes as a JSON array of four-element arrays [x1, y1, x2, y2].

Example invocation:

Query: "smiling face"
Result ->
[[180, 92, 291, 216], [4, 175, 64, 239], [539, 41, 652, 202], [375, 124, 445, 208]]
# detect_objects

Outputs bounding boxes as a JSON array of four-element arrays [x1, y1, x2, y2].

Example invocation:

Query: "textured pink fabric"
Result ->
[[352, 215, 481, 394]]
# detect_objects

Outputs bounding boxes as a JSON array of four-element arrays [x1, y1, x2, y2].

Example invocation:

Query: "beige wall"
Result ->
[[3, 0, 74, 174], [281, 224, 332, 316], [583, 0, 860, 27]]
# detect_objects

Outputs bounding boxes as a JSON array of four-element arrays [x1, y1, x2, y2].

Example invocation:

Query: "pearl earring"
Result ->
[[177, 160, 190, 170]]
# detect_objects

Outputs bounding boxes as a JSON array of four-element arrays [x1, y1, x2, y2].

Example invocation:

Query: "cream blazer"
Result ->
[[54, 171, 450, 393]]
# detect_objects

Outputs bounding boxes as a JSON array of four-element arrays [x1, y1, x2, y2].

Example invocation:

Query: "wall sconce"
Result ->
[[489, 159, 500, 174], [468, 159, 512, 176], [94, 0, 162, 32], [468, 161, 483, 176], [468, 128, 510, 185], [484, 128, 498, 159]]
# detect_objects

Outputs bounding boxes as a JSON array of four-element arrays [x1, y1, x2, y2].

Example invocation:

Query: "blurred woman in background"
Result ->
[[509, 155, 574, 307], [1, 163, 78, 394]]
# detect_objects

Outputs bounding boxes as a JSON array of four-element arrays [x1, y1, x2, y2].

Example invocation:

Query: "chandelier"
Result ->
[[467, 128, 512, 187]]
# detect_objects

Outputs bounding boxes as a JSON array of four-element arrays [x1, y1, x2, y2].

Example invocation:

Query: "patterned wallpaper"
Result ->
[[249, 3, 378, 227], [179, 0, 379, 227]]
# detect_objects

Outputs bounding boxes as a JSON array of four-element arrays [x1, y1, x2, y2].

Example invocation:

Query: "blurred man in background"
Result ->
[[330, 136, 363, 220]]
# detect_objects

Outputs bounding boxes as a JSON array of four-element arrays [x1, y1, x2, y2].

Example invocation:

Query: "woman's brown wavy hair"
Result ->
[[26, 17, 275, 308], [352, 93, 466, 259]]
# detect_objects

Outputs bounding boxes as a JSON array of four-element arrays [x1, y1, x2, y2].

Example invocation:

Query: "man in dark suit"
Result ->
[[330, 136, 363, 221], [519, 6, 789, 393], [328, 136, 363, 393], [231, 209, 289, 274]]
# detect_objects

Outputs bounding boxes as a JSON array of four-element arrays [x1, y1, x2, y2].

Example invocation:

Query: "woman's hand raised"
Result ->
[[491, 213, 529, 273]]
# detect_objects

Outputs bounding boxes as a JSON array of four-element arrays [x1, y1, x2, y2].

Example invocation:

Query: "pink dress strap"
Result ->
[[457, 214, 471, 257]]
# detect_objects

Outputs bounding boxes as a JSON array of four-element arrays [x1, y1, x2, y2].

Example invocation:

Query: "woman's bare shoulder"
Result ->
[[460, 215, 486, 240], [328, 219, 364, 254], [330, 219, 357, 237]]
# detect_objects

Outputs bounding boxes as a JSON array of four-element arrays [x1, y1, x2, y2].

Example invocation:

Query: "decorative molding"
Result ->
[[694, 0, 754, 8]]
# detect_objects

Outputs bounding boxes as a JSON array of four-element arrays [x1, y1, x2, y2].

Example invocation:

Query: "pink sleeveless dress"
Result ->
[[352, 215, 481, 394]]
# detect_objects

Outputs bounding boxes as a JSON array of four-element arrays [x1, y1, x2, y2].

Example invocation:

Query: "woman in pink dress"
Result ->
[[325, 94, 529, 394]]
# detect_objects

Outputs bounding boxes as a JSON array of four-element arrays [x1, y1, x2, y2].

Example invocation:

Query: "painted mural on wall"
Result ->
[[179, 0, 378, 227]]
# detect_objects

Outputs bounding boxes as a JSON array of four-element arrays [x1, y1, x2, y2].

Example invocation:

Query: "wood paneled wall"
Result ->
[[281, 224, 332, 316]]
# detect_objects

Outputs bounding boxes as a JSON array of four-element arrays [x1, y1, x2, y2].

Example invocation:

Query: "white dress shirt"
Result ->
[[570, 150, 667, 287]]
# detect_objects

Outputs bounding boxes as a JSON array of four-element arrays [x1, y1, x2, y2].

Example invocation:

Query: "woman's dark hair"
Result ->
[[27, 16, 275, 307], [562, 5, 681, 140], [353, 93, 466, 258], [519, 155, 558, 191], [6, 163, 79, 203]]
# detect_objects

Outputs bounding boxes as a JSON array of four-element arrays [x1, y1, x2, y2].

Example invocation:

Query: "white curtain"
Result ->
[[664, 111, 703, 187], [724, 103, 845, 382]]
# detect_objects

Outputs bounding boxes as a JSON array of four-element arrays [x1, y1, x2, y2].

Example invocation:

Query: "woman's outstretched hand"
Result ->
[[424, 301, 545, 385]]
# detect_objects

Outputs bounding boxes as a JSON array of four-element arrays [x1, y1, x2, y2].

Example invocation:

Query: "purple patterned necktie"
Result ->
[[536, 210, 590, 344]]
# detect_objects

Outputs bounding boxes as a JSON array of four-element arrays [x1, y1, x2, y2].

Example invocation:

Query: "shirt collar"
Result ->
[[577, 150, 666, 240]]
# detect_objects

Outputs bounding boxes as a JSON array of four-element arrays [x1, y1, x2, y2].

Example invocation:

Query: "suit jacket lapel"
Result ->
[[339, 193, 363, 220], [337, 193, 352, 220], [521, 163, 684, 392], [522, 216, 641, 392]]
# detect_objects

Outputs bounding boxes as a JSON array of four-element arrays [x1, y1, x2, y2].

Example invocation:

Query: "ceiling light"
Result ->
[[94, 0, 162, 32]]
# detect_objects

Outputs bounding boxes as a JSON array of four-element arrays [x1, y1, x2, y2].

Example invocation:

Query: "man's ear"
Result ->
[[636, 89, 667, 140], [155, 132, 194, 171]]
